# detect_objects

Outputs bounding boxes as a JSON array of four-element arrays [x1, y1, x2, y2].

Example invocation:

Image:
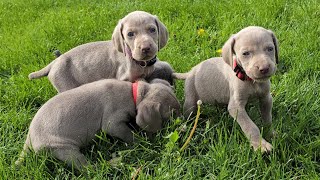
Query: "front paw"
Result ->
[[251, 138, 273, 153]]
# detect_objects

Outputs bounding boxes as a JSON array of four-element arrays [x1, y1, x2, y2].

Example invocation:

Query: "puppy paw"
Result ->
[[251, 138, 273, 153]]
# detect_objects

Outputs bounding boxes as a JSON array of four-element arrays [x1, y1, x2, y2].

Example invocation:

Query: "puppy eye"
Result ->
[[267, 47, 274, 52], [149, 27, 156, 33], [242, 51, 250, 56], [127, 32, 134, 37]]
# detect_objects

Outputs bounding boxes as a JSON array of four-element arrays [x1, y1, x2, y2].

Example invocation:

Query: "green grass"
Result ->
[[1, 0, 319, 179]]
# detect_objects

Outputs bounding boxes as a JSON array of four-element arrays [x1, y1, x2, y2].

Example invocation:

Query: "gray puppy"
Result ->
[[28, 11, 172, 92], [173, 26, 278, 152], [15, 79, 180, 170]]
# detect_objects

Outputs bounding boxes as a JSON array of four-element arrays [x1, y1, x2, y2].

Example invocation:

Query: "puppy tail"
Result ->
[[28, 50, 62, 80], [28, 60, 55, 80], [172, 72, 189, 80], [53, 50, 62, 58], [15, 135, 31, 167]]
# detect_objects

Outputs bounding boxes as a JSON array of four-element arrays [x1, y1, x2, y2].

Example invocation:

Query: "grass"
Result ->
[[1, 0, 319, 179]]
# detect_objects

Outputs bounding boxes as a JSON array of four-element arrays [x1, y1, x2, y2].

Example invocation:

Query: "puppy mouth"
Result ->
[[246, 70, 274, 82], [132, 48, 157, 61], [252, 76, 271, 82], [135, 58, 153, 61], [134, 54, 157, 61]]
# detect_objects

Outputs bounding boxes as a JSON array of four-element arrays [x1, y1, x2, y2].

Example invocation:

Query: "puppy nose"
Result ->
[[259, 67, 269, 74], [141, 46, 151, 53]]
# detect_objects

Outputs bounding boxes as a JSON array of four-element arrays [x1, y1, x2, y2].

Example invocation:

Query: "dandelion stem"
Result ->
[[180, 100, 202, 152]]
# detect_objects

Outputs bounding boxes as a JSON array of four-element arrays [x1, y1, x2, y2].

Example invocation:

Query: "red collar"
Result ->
[[132, 82, 138, 105], [233, 58, 252, 81]]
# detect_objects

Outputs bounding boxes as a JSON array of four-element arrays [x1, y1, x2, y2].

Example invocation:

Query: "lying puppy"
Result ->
[[28, 11, 171, 92], [173, 26, 279, 152], [15, 79, 180, 170]]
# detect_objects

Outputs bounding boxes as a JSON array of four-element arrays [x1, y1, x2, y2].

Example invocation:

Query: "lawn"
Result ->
[[0, 0, 319, 179]]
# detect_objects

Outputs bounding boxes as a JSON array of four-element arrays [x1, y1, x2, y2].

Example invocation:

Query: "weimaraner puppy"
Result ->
[[173, 26, 279, 153], [28, 11, 171, 92], [15, 79, 180, 170]]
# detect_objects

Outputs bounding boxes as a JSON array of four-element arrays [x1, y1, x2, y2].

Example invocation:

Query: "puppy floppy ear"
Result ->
[[136, 101, 162, 133], [154, 16, 169, 50], [222, 34, 236, 67], [112, 19, 125, 53], [135, 81, 150, 105], [268, 30, 279, 64]]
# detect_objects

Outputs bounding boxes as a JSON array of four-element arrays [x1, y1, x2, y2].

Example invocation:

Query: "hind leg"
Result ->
[[15, 144, 30, 167], [48, 63, 80, 93], [15, 133, 32, 167], [51, 147, 88, 170], [183, 76, 198, 118]]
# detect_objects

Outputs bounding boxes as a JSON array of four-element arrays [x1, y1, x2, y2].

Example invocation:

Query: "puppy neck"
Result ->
[[233, 56, 252, 81]]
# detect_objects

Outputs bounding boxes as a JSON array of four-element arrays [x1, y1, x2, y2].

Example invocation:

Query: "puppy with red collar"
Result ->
[[15, 79, 180, 170], [173, 26, 279, 153]]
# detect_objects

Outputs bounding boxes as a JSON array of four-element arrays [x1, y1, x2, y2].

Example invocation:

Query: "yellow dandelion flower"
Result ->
[[216, 48, 222, 54], [197, 28, 205, 36]]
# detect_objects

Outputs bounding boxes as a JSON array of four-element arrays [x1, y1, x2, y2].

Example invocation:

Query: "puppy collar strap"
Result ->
[[233, 58, 252, 81], [133, 56, 157, 67], [132, 82, 138, 106]]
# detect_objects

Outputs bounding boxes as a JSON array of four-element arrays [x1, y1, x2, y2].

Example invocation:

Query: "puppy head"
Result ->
[[222, 26, 279, 82], [112, 11, 168, 61], [149, 78, 172, 87], [135, 81, 180, 133]]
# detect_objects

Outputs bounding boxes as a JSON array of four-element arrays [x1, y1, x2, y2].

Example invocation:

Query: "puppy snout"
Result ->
[[141, 46, 151, 53], [259, 67, 270, 74]]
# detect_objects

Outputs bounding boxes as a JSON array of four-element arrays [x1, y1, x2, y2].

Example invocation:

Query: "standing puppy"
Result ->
[[29, 11, 171, 92], [15, 79, 180, 170], [173, 26, 279, 152]]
